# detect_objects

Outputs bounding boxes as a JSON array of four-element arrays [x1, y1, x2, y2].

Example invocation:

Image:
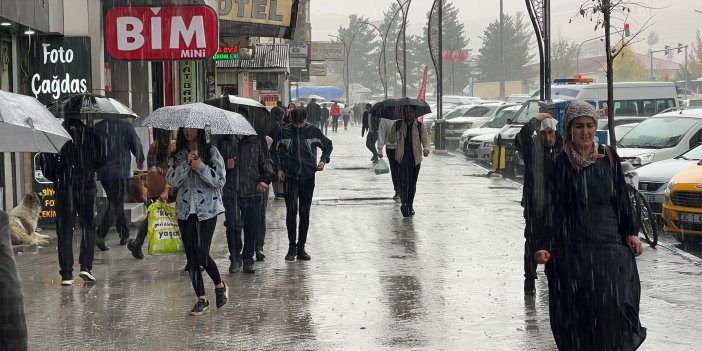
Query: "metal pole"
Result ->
[[650, 50, 654, 80], [543, 0, 551, 100], [499, 0, 505, 98], [435, 0, 445, 150], [329, 35, 348, 104], [384, 4, 403, 98], [685, 45, 689, 99]]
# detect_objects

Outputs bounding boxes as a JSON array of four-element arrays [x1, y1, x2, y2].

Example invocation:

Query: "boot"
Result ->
[[400, 203, 410, 217], [297, 245, 311, 261], [96, 234, 110, 251], [243, 259, 255, 274], [229, 256, 242, 274], [285, 244, 297, 261]]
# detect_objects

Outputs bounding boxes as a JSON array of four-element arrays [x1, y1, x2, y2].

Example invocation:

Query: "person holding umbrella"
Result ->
[[273, 108, 333, 261], [387, 102, 431, 217], [167, 127, 228, 315]]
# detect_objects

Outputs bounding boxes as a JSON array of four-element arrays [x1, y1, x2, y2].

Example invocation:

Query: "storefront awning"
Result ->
[[216, 44, 289, 70]]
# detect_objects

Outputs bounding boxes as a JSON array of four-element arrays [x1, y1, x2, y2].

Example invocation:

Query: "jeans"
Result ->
[[366, 132, 378, 159], [224, 194, 264, 261], [284, 177, 315, 247], [332, 117, 340, 132], [178, 214, 221, 297], [55, 181, 97, 278], [322, 119, 329, 135], [399, 157, 420, 207], [343, 115, 350, 129], [386, 148, 400, 193], [97, 179, 130, 240]]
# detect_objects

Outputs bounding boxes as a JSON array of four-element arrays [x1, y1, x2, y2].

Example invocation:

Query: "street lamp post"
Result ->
[[499, 0, 505, 98], [395, 0, 412, 97], [353, 18, 388, 100], [328, 35, 349, 105]]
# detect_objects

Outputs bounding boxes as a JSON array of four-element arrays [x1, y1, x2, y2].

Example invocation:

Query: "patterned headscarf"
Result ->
[[563, 100, 603, 170]]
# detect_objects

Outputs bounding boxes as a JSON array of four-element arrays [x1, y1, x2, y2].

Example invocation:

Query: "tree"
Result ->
[[612, 44, 647, 81], [575, 0, 653, 147], [551, 36, 579, 78], [379, 2, 406, 97], [436, 1, 471, 95], [331, 15, 383, 100], [475, 12, 534, 83], [689, 30, 702, 79]]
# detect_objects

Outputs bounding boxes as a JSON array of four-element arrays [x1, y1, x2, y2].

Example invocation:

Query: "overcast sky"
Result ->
[[311, 0, 700, 64]]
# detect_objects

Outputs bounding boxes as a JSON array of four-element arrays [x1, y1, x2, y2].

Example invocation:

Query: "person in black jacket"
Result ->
[[306, 98, 322, 128], [218, 133, 274, 274], [273, 108, 333, 261], [0, 210, 27, 350], [321, 105, 330, 135], [39, 116, 106, 285], [514, 113, 562, 295], [361, 103, 379, 163]]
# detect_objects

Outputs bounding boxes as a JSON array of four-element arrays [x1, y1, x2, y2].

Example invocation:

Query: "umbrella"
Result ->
[[0, 90, 72, 153], [371, 97, 432, 120], [141, 102, 257, 135], [303, 94, 327, 101], [203, 95, 276, 137], [48, 93, 138, 121]]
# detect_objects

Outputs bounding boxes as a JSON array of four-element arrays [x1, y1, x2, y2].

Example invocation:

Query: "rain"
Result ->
[[1, 0, 702, 350]]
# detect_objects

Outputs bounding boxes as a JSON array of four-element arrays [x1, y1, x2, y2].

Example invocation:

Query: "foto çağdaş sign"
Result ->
[[28, 37, 92, 105], [105, 6, 218, 60]]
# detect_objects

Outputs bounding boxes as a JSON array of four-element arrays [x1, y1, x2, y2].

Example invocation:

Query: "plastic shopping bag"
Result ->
[[147, 201, 184, 255], [374, 158, 390, 175]]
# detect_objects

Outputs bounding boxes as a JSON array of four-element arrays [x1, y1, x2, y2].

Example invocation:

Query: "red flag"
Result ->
[[417, 65, 428, 101]]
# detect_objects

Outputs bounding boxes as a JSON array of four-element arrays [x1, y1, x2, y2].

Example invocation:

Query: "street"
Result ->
[[13, 124, 702, 350]]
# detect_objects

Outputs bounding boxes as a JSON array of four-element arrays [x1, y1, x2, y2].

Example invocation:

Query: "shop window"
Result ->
[[254, 73, 279, 91]]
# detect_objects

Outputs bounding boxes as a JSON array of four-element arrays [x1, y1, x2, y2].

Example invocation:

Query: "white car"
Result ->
[[461, 105, 521, 155], [617, 110, 702, 167], [445, 103, 519, 148], [465, 132, 497, 160], [636, 144, 702, 215]]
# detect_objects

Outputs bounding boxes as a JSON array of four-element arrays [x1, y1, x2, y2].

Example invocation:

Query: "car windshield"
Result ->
[[513, 100, 542, 124], [618, 117, 699, 149], [443, 107, 470, 119], [485, 109, 517, 128], [678, 143, 702, 160], [614, 125, 634, 141], [464, 105, 498, 117]]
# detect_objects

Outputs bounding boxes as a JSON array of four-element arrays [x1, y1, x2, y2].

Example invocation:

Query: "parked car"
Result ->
[[461, 105, 521, 155], [614, 123, 638, 142], [464, 132, 496, 161], [637, 144, 702, 216], [445, 103, 518, 149], [662, 160, 702, 244], [617, 110, 702, 167]]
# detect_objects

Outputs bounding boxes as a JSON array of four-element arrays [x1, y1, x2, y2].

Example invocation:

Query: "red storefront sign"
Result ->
[[105, 6, 218, 60]]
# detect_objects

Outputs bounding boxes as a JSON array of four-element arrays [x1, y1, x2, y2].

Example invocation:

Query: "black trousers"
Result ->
[[332, 117, 340, 132], [97, 179, 130, 240], [224, 194, 264, 261], [399, 157, 420, 207], [178, 214, 221, 297], [284, 177, 315, 247], [133, 197, 159, 249], [322, 119, 329, 135], [386, 148, 400, 193], [523, 210, 542, 280], [343, 115, 350, 129], [258, 189, 269, 251], [55, 181, 97, 278], [366, 132, 378, 158]]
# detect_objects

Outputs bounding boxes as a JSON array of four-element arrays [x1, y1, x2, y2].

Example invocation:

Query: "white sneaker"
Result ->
[[61, 279, 73, 286], [79, 270, 96, 283]]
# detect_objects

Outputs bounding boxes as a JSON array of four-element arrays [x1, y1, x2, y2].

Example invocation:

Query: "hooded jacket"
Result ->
[[95, 119, 145, 180], [273, 123, 333, 180], [218, 135, 275, 198]]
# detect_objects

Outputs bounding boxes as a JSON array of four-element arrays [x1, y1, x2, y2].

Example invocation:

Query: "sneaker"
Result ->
[[255, 250, 266, 262], [61, 279, 73, 286], [524, 278, 536, 296], [96, 235, 110, 251], [127, 239, 144, 259], [190, 299, 210, 316], [229, 258, 242, 274], [285, 245, 296, 261], [215, 283, 229, 308], [243, 259, 255, 274], [297, 248, 311, 261], [79, 270, 96, 283], [400, 203, 411, 217]]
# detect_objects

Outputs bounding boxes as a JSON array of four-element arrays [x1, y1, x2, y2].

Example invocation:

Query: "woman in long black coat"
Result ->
[[534, 100, 647, 350]]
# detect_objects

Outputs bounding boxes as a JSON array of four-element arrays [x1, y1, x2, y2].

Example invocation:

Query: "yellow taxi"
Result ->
[[662, 161, 702, 244]]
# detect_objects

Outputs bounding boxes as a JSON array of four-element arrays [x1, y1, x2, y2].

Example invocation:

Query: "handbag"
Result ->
[[147, 201, 184, 255], [374, 158, 390, 175]]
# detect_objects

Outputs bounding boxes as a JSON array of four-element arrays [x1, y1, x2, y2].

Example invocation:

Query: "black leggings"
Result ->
[[285, 177, 315, 247], [178, 214, 221, 297]]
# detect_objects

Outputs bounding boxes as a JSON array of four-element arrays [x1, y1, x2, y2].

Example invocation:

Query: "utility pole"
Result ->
[[499, 0, 505, 98], [329, 35, 348, 104], [543, 0, 551, 100]]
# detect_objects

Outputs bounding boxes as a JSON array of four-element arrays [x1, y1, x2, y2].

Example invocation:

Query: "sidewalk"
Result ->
[[13, 124, 702, 350]]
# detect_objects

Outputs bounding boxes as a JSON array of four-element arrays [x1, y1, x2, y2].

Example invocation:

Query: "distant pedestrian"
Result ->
[[534, 100, 646, 350], [271, 101, 286, 126], [95, 119, 145, 251], [167, 128, 228, 316], [377, 116, 400, 201], [330, 101, 341, 132], [218, 132, 274, 274], [273, 108, 333, 261], [127, 128, 175, 259], [353, 103, 363, 126], [342, 106, 352, 130], [388, 106, 430, 217], [306, 98, 322, 128], [361, 103, 379, 163], [39, 116, 106, 285], [321, 105, 330, 135], [514, 113, 562, 296], [284, 102, 297, 124]]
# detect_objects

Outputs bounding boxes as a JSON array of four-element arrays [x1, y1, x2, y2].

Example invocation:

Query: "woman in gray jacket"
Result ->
[[167, 128, 228, 316]]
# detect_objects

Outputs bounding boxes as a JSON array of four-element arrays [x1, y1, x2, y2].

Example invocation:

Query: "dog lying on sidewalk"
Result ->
[[9, 192, 49, 245]]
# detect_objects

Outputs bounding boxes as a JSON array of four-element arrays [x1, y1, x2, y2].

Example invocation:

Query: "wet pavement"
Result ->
[[13, 124, 702, 350]]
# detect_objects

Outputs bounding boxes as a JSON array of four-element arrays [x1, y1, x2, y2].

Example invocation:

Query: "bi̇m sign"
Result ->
[[105, 6, 219, 61]]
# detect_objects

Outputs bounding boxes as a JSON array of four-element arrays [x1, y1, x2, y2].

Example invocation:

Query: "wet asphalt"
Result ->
[[13, 123, 702, 350]]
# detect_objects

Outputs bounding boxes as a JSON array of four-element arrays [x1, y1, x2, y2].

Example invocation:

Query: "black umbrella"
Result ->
[[203, 95, 277, 137], [48, 93, 138, 121], [371, 97, 432, 120]]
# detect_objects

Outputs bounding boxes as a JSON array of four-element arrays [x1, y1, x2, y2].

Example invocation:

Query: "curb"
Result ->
[[657, 241, 702, 266]]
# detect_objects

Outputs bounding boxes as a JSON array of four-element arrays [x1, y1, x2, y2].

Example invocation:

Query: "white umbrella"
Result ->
[[141, 102, 257, 135], [0, 90, 72, 153], [226, 95, 265, 108]]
